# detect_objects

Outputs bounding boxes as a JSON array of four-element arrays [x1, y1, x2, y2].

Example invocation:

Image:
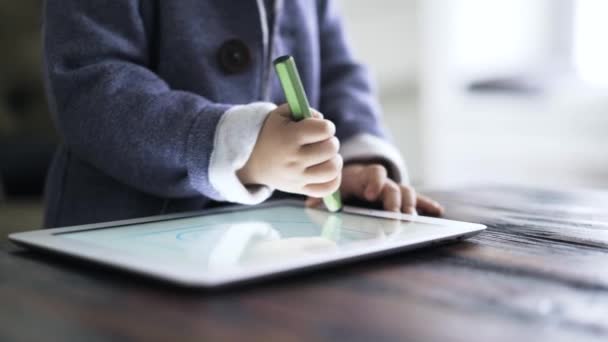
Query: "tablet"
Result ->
[[9, 200, 485, 287]]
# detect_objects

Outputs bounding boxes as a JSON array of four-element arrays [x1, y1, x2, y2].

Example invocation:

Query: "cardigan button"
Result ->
[[217, 39, 251, 74]]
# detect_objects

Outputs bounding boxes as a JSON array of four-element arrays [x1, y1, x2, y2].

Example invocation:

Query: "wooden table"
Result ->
[[2, 186, 608, 341]]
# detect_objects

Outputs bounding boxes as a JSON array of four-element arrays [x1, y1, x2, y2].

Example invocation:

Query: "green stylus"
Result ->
[[273, 55, 343, 212]]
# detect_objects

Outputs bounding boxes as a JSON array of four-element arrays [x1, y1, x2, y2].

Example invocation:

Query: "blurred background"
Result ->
[[341, 0, 608, 188], [1, 0, 608, 229]]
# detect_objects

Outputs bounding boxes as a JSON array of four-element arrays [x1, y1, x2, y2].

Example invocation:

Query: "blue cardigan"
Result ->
[[43, 0, 406, 227]]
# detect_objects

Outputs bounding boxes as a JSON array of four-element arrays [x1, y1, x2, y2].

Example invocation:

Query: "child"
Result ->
[[42, 0, 443, 227]]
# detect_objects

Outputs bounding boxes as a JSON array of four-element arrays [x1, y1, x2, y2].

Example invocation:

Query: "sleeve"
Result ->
[[43, 0, 274, 204], [316, 0, 409, 184]]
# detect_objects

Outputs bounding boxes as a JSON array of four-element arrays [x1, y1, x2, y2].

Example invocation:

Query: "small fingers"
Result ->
[[304, 155, 343, 183], [416, 194, 444, 217], [293, 119, 336, 145], [400, 184, 417, 215], [310, 109, 324, 119], [381, 181, 401, 212], [305, 197, 323, 208], [299, 137, 340, 166], [275, 104, 324, 120], [363, 164, 388, 201], [303, 176, 341, 198]]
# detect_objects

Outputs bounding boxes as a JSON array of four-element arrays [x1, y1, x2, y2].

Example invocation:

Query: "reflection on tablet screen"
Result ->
[[60, 206, 445, 271]]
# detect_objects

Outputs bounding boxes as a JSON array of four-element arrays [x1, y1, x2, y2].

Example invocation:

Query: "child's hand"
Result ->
[[238, 104, 342, 197], [306, 163, 444, 216]]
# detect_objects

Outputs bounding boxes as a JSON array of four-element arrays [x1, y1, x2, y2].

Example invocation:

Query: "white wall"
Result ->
[[338, 0, 424, 183], [340, 0, 608, 189], [419, 0, 608, 189], [337, 0, 419, 87]]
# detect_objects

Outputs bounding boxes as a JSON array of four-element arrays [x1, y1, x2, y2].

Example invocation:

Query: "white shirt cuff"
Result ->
[[208, 102, 277, 204], [340, 133, 409, 184]]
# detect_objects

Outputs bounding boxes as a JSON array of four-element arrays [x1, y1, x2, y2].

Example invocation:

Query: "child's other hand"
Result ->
[[238, 104, 342, 197], [306, 163, 444, 216]]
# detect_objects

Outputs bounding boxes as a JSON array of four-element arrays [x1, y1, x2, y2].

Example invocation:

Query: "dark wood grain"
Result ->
[[2, 186, 608, 341], [430, 186, 608, 289]]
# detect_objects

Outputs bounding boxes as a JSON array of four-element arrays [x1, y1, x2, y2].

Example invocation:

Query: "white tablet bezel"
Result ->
[[8, 200, 485, 287]]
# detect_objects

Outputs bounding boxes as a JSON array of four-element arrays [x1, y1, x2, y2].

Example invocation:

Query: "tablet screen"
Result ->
[[58, 206, 461, 272]]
